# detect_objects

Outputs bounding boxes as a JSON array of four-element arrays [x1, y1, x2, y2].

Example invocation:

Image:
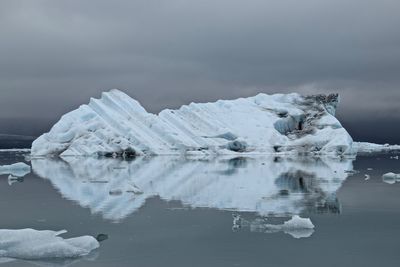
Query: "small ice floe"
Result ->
[[344, 169, 360, 175], [282, 215, 314, 231], [0, 229, 99, 260], [0, 162, 31, 177], [382, 172, 400, 184], [354, 142, 400, 154], [364, 174, 370, 180], [232, 214, 314, 239]]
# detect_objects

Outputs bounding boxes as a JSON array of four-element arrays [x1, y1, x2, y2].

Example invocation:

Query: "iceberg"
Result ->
[[31, 89, 354, 157], [0, 229, 99, 260], [32, 156, 353, 221], [0, 162, 31, 177]]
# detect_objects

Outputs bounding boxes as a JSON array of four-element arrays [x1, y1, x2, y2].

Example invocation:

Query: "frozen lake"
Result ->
[[0, 151, 400, 266]]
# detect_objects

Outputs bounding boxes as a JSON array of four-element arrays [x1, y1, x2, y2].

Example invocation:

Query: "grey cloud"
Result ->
[[0, 0, 399, 142]]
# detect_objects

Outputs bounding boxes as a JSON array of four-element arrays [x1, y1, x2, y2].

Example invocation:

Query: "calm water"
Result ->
[[0, 151, 400, 266]]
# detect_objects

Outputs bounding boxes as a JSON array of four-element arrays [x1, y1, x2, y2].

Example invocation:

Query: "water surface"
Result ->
[[0, 151, 399, 266]]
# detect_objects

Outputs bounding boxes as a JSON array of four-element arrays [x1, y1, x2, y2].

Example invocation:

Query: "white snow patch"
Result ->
[[0, 162, 30, 177], [233, 215, 314, 239], [0, 229, 99, 260]]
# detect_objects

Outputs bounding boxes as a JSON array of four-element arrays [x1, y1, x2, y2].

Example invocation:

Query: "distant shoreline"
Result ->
[[0, 134, 36, 149]]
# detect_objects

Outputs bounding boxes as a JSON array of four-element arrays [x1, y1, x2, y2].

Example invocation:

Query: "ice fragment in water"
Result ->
[[232, 214, 314, 238], [382, 172, 400, 184], [0, 229, 99, 260], [0, 162, 30, 177]]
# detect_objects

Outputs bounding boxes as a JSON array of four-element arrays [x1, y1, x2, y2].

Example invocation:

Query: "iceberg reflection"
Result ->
[[32, 156, 353, 221], [232, 214, 315, 239]]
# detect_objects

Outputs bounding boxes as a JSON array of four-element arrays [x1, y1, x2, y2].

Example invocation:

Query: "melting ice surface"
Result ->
[[32, 156, 353, 221]]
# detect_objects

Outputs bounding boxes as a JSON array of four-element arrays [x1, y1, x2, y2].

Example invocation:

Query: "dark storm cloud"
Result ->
[[0, 0, 400, 141]]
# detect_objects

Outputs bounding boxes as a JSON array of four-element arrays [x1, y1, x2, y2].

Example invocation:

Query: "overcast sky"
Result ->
[[0, 0, 399, 142]]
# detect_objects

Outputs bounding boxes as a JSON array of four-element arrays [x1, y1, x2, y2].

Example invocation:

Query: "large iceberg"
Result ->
[[31, 89, 354, 157]]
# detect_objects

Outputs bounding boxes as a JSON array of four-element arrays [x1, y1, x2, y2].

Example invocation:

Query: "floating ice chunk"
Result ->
[[382, 172, 400, 184], [354, 142, 400, 154], [282, 215, 315, 230], [31, 90, 354, 156], [232, 214, 314, 238], [0, 162, 30, 177], [0, 229, 99, 260]]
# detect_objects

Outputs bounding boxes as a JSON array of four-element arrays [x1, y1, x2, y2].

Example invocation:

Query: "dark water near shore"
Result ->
[[1, 151, 400, 267]]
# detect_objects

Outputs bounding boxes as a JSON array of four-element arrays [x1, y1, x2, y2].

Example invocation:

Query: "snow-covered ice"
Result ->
[[31, 89, 355, 157], [0, 229, 99, 260], [32, 156, 353, 221], [0, 162, 31, 177]]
